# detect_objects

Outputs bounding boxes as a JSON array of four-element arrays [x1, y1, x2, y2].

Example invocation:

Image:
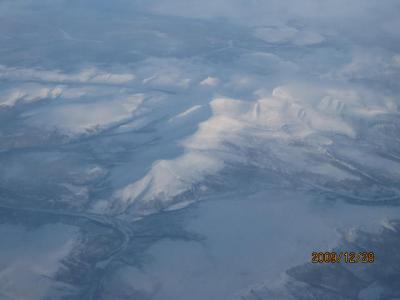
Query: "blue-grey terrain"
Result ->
[[0, 1, 400, 299]]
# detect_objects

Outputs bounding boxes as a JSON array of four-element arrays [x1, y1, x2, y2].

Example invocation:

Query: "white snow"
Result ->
[[23, 94, 144, 135], [112, 151, 223, 215], [0, 84, 63, 107], [254, 26, 324, 46], [200, 76, 220, 87], [168, 105, 203, 123], [110, 82, 399, 215], [0, 65, 135, 85]]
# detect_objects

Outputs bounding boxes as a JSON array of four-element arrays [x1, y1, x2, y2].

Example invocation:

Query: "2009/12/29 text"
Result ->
[[311, 252, 375, 264]]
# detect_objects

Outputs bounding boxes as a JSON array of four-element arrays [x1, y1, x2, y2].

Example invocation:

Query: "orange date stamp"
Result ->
[[311, 251, 375, 264]]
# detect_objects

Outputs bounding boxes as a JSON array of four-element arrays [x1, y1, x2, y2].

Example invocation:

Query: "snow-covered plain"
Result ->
[[0, 0, 400, 299], [0, 223, 78, 300]]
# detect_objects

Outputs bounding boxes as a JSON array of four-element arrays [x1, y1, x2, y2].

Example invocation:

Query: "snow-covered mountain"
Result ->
[[0, 0, 399, 299]]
